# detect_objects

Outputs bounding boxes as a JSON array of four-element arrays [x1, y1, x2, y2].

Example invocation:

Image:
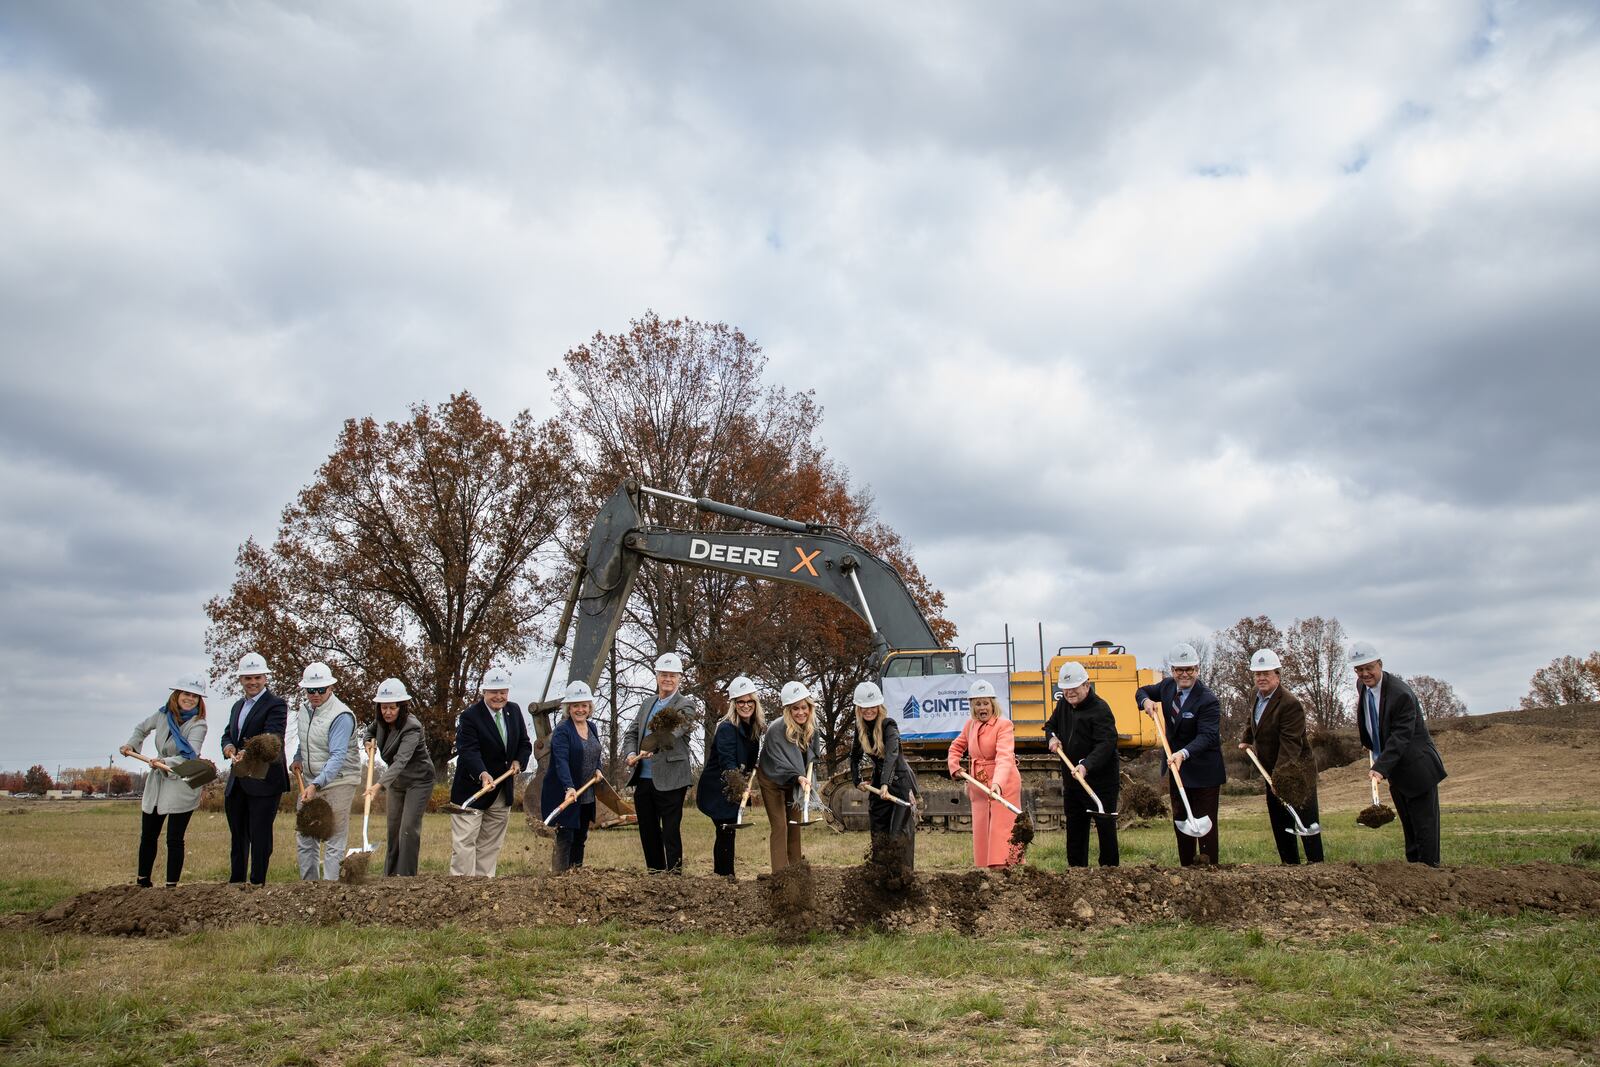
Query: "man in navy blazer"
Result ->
[[219, 651, 289, 885], [449, 667, 532, 877], [1136, 642, 1226, 865], [1351, 641, 1447, 866]]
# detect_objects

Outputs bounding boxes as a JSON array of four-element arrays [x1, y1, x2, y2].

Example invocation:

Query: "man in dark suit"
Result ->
[[623, 652, 699, 873], [1239, 648, 1323, 864], [449, 667, 532, 877], [1046, 661, 1120, 867], [1136, 642, 1226, 865], [1351, 640, 1447, 866], [219, 651, 289, 885]]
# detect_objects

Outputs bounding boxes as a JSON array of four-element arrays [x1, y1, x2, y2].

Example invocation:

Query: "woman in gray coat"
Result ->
[[362, 678, 435, 876], [119, 674, 209, 886]]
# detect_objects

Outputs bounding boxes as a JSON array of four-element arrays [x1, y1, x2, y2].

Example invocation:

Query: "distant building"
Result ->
[[44, 789, 85, 800]]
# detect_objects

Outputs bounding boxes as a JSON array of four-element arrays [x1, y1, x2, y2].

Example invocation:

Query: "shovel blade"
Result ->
[[1176, 815, 1213, 839]]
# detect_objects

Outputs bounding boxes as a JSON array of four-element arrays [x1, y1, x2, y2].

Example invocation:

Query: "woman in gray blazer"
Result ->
[[362, 678, 435, 876], [119, 674, 209, 886]]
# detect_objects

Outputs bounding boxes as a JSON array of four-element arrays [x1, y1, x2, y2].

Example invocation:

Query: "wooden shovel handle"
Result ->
[[861, 782, 913, 808], [1242, 745, 1275, 792], [1055, 749, 1107, 812], [958, 771, 1023, 815], [544, 770, 604, 824], [462, 766, 517, 807], [1368, 754, 1381, 805], [125, 749, 171, 774]]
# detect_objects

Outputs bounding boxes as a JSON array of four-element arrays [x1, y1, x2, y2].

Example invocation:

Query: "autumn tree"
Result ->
[[1521, 652, 1600, 709], [23, 765, 52, 794], [0, 772, 24, 792], [549, 312, 953, 772], [206, 393, 572, 772], [1282, 616, 1351, 733], [1407, 675, 1467, 719], [109, 772, 133, 796]]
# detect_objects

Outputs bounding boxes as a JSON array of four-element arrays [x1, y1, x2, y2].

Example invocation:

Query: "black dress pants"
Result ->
[[1266, 791, 1324, 864], [552, 804, 595, 872], [138, 810, 194, 885], [1063, 778, 1119, 867], [634, 779, 685, 872], [712, 823, 738, 876], [1394, 785, 1442, 866], [225, 787, 280, 884], [1168, 780, 1220, 865]]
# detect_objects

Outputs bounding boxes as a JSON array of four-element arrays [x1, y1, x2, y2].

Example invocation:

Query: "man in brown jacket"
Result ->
[[1238, 648, 1323, 863]]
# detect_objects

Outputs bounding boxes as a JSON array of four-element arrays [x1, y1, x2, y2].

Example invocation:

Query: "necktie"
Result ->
[[494, 709, 507, 747], [1366, 689, 1380, 756]]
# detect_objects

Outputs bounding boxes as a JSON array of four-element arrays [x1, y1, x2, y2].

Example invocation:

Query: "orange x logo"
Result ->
[[790, 547, 821, 577]]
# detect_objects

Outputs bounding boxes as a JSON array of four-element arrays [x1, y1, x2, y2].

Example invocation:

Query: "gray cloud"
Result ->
[[1, 1, 1597, 768]]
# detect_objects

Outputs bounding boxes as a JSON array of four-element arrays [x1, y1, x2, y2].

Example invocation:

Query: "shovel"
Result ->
[[1054, 749, 1116, 817], [345, 741, 382, 858], [859, 781, 915, 808], [958, 770, 1024, 816], [729, 759, 761, 831], [543, 770, 604, 826], [1152, 711, 1212, 839], [1242, 746, 1320, 837], [446, 766, 518, 814], [124, 750, 218, 788], [788, 760, 822, 826]]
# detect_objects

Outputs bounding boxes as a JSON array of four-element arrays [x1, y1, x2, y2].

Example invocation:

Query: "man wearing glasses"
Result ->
[[291, 662, 362, 880], [1351, 641, 1447, 866], [1137, 642, 1226, 865]]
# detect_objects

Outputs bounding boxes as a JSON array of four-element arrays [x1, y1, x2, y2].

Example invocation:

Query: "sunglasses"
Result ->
[[305, 687, 329, 695]]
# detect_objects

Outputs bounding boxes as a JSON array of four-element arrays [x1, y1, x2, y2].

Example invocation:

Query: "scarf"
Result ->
[[165, 705, 199, 761]]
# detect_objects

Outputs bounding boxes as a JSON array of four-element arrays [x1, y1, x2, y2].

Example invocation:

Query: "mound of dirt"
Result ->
[[21, 862, 1600, 940], [296, 798, 336, 841], [1357, 804, 1397, 828]]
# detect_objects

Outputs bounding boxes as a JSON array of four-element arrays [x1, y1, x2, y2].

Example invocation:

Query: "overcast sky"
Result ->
[[3, 2, 1597, 772]]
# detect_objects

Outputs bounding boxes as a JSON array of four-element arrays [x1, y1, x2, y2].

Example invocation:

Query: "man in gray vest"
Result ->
[[291, 661, 363, 880]]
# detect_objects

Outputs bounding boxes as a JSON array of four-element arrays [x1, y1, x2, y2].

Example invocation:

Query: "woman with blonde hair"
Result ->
[[119, 674, 209, 887], [756, 680, 824, 872], [947, 678, 1022, 868], [849, 680, 918, 867], [695, 675, 766, 876]]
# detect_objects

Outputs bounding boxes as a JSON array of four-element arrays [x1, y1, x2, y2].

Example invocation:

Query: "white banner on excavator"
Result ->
[[881, 673, 1011, 740]]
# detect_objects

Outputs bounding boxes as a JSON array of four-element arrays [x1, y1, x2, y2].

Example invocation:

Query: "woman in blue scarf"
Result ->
[[120, 674, 209, 886]]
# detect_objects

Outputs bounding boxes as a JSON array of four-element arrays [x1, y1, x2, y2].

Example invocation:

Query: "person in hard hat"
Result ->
[[1350, 641, 1447, 866], [220, 651, 289, 885], [1046, 662, 1120, 867], [541, 681, 606, 872], [1238, 649, 1323, 864], [449, 667, 532, 877], [1137, 643, 1225, 865], [623, 652, 699, 874], [947, 679, 1022, 868], [849, 680, 918, 868], [695, 675, 765, 877], [362, 678, 435, 877], [756, 681, 825, 872], [291, 662, 363, 881], [119, 673, 210, 886]]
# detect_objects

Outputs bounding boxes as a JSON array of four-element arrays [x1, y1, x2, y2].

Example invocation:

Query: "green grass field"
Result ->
[[2, 799, 1598, 1065]]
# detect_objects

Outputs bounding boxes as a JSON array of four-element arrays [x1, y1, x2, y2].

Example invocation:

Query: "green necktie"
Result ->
[[494, 709, 507, 747]]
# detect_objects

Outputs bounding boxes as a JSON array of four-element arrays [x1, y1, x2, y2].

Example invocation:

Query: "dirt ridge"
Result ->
[[18, 861, 1600, 939]]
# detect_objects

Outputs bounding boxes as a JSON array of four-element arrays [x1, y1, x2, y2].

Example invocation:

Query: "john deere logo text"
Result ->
[[689, 538, 782, 569]]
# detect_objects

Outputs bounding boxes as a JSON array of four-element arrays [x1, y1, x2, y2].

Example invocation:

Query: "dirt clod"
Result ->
[[1357, 804, 1397, 828], [338, 851, 373, 884], [1270, 761, 1315, 809], [1007, 812, 1035, 865], [295, 798, 336, 841], [721, 769, 749, 806], [766, 860, 817, 941], [641, 707, 689, 754], [235, 734, 282, 780]]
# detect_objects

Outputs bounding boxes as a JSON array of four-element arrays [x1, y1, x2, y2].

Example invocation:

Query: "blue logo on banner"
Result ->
[[901, 695, 920, 720]]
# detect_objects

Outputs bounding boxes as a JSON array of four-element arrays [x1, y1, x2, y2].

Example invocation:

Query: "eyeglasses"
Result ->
[[1171, 667, 1198, 676], [733, 699, 756, 707], [305, 687, 329, 695]]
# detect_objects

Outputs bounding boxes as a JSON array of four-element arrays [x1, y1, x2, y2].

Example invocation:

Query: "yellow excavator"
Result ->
[[527, 479, 1161, 832]]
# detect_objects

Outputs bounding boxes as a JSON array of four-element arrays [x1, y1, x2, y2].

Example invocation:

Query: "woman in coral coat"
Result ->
[[947, 678, 1022, 868]]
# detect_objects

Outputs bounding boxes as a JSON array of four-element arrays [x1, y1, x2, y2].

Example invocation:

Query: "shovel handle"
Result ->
[[544, 771, 604, 825], [460, 766, 517, 809], [1150, 712, 1201, 822], [1054, 749, 1107, 814], [1368, 753, 1382, 805], [958, 771, 1024, 816], [124, 750, 171, 773], [1242, 746, 1275, 793], [860, 782, 914, 808]]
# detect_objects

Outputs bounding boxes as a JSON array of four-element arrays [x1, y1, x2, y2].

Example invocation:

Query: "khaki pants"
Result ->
[[449, 800, 511, 877], [757, 769, 804, 872], [297, 782, 357, 881]]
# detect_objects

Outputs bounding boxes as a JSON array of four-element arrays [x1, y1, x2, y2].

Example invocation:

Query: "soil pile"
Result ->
[[23, 862, 1600, 940], [1270, 761, 1315, 809], [235, 734, 282, 779], [1357, 804, 1397, 828], [296, 799, 336, 841]]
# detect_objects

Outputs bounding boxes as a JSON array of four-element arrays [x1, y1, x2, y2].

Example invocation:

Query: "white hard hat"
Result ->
[[1348, 640, 1381, 667], [299, 662, 337, 689], [235, 651, 270, 677], [780, 680, 811, 707], [727, 676, 759, 700], [374, 678, 411, 703], [171, 673, 208, 698], [852, 681, 885, 708], [1167, 643, 1200, 668], [560, 680, 594, 705], [1057, 662, 1089, 689], [481, 666, 512, 691], [968, 678, 998, 701], [1250, 649, 1282, 672], [654, 652, 685, 674]]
